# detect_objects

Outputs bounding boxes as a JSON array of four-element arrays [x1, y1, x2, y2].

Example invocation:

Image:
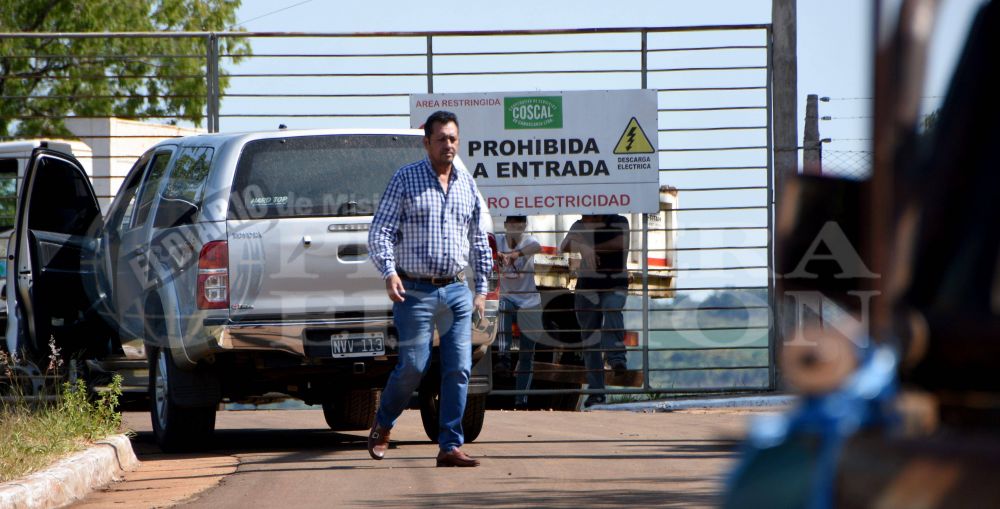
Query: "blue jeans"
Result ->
[[575, 289, 627, 390], [375, 279, 473, 452], [497, 297, 544, 405]]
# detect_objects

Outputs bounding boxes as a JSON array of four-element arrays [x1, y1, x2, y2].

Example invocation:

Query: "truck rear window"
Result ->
[[228, 134, 425, 219]]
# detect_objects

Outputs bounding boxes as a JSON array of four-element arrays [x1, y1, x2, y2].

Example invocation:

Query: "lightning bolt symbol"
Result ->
[[626, 126, 637, 151]]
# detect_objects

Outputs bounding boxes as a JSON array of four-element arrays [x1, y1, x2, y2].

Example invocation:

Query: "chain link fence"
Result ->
[[822, 150, 873, 180]]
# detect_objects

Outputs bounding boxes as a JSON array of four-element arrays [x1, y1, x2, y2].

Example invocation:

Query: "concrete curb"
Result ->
[[0, 434, 139, 509], [591, 394, 797, 412]]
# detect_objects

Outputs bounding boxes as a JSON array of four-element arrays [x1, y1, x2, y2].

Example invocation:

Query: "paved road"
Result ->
[[76, 408, 755, 508]]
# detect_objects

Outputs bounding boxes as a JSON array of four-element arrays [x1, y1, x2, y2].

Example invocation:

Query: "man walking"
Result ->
[[367, 110, 492, 467]]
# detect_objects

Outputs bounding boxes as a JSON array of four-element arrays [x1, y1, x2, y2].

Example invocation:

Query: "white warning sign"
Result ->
[[410, 89, 659, 215]]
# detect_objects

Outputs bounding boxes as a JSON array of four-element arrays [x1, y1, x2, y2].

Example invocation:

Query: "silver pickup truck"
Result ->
[[4, 130, 498, 451]]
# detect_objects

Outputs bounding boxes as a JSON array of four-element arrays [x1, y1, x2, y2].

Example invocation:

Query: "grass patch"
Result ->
[[0, 374, 125, 483], [607, 392, 671, 404]]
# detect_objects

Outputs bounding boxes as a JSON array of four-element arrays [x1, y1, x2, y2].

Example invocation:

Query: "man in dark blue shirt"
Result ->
[[561, 214, 630, 408]]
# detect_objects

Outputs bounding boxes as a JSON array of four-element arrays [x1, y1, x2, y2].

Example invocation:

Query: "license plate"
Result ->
[[330, 331, 385, 358]]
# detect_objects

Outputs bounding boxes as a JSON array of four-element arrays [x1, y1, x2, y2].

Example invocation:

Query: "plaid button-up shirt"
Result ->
[[368, 158, 492, 294]]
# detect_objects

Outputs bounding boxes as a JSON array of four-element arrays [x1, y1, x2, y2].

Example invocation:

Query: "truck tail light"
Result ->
[[486, 232, 500, 301], [624, 330, 639, 347], [197, 240, 229, 310]]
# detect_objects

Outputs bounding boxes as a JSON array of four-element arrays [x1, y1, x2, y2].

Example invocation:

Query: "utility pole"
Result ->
[[803, 94, 822, 175], [772, 0, 799, 183], [771, 0, 798, 390]]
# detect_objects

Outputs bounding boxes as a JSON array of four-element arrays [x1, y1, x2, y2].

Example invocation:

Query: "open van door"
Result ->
[[8, 148, 107, 362]]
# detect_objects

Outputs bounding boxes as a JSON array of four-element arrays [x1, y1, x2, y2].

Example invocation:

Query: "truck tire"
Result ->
[[321, 389, 380, 431], [419, 387, 487, 444], [148, 345, 217, 452]]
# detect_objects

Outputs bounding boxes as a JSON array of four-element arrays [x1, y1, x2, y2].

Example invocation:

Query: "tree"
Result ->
[[921, 108, 940, 134], [0, 0, 250, 138]]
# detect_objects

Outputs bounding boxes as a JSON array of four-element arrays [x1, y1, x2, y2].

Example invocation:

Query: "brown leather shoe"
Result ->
[[367, 423, 390, 460], [436, 447, 481, 467]]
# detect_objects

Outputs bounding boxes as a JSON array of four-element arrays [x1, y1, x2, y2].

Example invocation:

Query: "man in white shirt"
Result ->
[[495, 215, 544, 408]]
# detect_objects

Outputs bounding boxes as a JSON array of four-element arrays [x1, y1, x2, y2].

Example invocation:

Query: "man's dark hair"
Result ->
[[505, 215, 527, 223], [424, 110, 459, 137]]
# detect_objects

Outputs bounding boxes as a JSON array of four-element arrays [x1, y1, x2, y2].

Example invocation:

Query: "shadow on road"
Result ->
[[131, 427, 740, 455], [351, 485, 720, 508], [129, 428, 419, 455]]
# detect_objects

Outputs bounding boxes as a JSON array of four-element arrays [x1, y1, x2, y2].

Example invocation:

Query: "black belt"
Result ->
[[398, 270, 466, 286]]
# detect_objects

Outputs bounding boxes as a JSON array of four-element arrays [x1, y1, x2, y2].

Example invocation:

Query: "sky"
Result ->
[[230, 0, 987, 152], [218, 0, 988, 297]]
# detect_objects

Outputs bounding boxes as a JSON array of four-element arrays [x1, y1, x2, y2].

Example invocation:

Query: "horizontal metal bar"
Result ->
[[399, 69, 644, 77], [514, 226, 765, 234], [551, 244, 762, 252], [10, 114, 199, 119], [647, 365, 769, 372], [504, 346, 769, 354], [669, 285, 767, 291], [488, 243, 763, 253], [222, 49, 641, 59], [489, 387, 771, 396], [660, 165, 766, 171], [217, 113, 408, 118], [493, 305, 758, 313], [223, 92, 410, 98], [0, 135, 186, 140], [657, 106, 765, 112], [225, 72, 431, 78], [2, 94, 205, 100], [21, 156, 150, 160], [647, 325, 769, 332], [661, 226, 767, 231], [0, 25, 770, 40], [656, 86, 767, 92], [673, 186, 768, 192], [0, 53, 205, 59], [659, 146, 768, 152], [645, 346, 769, 351], [647, 45, 767, 53], [672, 206, 767, 212], [668, 265, 768, 271], [10, 74, 205, 80], [647, 305, 770, 312], [221, 52, 427, 58], [224, 69, 661, 78], [502, 326, 764, 335], [664, 245, 767, 251], [498, 303, 770, 312], [648, 65, 767, 73], [658, 126, 767, 132], [434, 48, 640, 57], [432, 45, 765, 57], [519, 365, 758, 375]]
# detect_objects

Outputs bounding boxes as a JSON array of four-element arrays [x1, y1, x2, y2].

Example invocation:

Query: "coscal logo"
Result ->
[[504, 96, 563, 129]]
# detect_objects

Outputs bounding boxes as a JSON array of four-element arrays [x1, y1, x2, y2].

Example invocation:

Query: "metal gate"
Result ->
[[0, 26, 775, 399]]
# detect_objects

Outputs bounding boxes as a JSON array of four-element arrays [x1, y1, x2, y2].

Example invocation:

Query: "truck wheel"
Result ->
[[148, 345, 216, 452], [321, 389, 380, 431], [419, 387, 487, 444]]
